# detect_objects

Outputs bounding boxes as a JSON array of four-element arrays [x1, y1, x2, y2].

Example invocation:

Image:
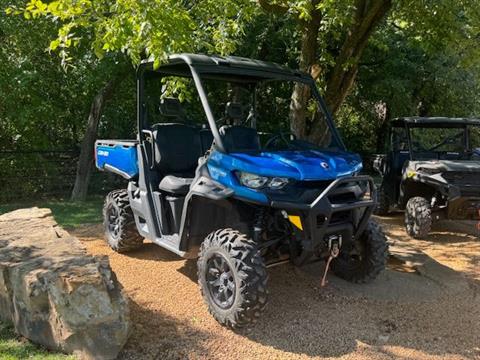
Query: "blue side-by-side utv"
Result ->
[[95, 54, 388, 328]]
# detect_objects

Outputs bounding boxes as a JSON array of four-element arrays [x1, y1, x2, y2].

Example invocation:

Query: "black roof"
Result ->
[[139, 53, 312, 83], [392, 117, 480, 127]]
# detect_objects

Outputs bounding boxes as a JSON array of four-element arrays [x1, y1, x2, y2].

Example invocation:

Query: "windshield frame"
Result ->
[[405, 123, 476, 160], [137, 59, 346, 154], [192, 68, 346, 153]]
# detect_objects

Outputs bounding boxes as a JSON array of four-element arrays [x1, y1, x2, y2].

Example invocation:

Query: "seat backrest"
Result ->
[[224, 102, 244, 125], [199, 129, 214, 154], [152, 123, 202, 176], [158, 98, 186, 123], [220, 125, 260, 153]]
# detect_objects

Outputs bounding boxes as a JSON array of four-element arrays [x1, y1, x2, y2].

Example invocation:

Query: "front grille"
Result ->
[[315, 211, 352, 228], [330, 210, 352, 225], [442, 172, 480, 186], [328, 191, 358, 204], [327, 182, 362, 204]]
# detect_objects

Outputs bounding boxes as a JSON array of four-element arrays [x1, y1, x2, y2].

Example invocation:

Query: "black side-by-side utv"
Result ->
[[374, 117, 480, 238]]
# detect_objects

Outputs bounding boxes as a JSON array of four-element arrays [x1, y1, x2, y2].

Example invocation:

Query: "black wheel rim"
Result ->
[[107, 205, 120, 239], [405, 211, 414, 232], [206, 254, 236, 309]]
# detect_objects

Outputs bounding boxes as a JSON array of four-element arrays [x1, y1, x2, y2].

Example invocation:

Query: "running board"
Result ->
[[152, 235, 186, 257]]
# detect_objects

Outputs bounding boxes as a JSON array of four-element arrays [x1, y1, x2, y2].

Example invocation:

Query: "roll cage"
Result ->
[[136, 53, 345, 153], [390, 117, 480, 160]]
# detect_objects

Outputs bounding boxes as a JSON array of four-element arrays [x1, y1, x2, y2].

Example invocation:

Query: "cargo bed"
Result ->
[[95, 140, 139, 179]]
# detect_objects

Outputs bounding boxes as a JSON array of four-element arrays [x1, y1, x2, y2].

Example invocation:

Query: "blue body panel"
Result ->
[[95, 141, 139, 179], [207, 149, 363, 204]]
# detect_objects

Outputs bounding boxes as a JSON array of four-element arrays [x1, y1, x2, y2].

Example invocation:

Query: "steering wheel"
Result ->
[[265, 132, 297, 150]]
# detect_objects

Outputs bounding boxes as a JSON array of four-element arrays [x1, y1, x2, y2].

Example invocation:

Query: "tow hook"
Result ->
[[321, 235, 342, 287]]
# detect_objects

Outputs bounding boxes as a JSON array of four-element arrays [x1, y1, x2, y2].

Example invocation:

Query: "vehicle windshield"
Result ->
[[407, 125, 480, 160], [202, 78, 342, 153], [142, 72, 342, 154], [470, 125, 480, 150]]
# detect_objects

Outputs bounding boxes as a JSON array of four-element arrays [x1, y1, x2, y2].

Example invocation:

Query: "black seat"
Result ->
[[157, 97, 186, 122], [220, 125, 260, 152], [152, 123, 202, 194], [151, 100, 203, 196], [224, 102, 244, 124], [199, 128, 214, 154]]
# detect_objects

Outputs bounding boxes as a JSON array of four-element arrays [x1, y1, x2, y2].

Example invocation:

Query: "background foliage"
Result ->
[[1, 0, 479, 201]]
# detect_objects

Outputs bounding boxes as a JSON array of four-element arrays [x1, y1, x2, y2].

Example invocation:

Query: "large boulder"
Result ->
[[0, 207, 129, 359]]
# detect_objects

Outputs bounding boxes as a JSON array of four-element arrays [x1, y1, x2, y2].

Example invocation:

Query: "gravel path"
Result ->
[[73, 215, 480, 360]]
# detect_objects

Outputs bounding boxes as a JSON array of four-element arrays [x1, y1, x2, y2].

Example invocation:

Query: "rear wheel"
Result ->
[[405, 196, 432, 239], [103, 189, 143, 252], [331, 220, 388, 283], [197, 228, 268, 329], [373, 185, 390, 216]]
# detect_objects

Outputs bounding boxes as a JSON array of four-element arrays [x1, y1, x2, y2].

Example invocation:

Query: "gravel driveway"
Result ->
[[73, 215, 480, 360]]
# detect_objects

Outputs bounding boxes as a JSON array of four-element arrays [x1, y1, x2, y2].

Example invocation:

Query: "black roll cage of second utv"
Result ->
[[377, 117, 480, 208]]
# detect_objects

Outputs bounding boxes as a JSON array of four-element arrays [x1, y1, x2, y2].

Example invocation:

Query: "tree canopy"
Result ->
[[7, 0, 255, 68], [1, 0, 480, 199]]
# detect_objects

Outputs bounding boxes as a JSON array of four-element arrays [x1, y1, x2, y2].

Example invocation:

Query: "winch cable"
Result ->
[[321, 243, 340, 287]]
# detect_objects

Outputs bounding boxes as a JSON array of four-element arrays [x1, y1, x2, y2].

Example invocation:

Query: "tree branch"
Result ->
[[325, 0, 392, 114], [257, 0, 289, 15]]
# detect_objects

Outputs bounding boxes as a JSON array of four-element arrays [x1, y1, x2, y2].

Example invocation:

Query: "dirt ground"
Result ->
[[72, 214, 480, 360]]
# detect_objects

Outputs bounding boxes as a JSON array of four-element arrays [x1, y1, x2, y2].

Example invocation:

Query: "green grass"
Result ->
[[0, 197, 104, 228], [0, 322, 74, 360]]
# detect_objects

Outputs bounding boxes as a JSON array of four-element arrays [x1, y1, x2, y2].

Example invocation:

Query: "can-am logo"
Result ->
[[321, 162, 329, 169]]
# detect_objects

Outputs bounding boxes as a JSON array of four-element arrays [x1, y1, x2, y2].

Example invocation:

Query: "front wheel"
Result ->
[[197, 228, 268, 329], [405, 196, 432, 239], [331, 220, 388, 283]]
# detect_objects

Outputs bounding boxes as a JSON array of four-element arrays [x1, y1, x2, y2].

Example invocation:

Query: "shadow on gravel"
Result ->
[[238, 227, 480, 359], [118, 300, 212, 360], [126, 242, 183, 262], [378, 212, 480, 240], [75, 220, 480, 359], [177, 259, 199, 282]]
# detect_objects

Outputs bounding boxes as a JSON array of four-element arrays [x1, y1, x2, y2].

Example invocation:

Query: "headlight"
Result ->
[[238, 172, 269, 189], [237, 172, 290, 190], [269, 177, 289, 189]]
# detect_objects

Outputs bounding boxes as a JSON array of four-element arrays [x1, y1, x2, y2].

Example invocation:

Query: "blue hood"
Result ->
[[208, 150, 363, 181]]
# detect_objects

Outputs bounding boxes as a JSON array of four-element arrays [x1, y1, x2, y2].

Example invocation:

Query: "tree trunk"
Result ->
[[325, 0, 392, 115], [308, 0, 392, 144], [258, 0, 392, 146], [70, 78, 120, 201], [289, 2, 322, 138]]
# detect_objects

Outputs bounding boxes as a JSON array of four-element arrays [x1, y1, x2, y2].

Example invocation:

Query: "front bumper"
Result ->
[[270, 175, 376, 262]]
